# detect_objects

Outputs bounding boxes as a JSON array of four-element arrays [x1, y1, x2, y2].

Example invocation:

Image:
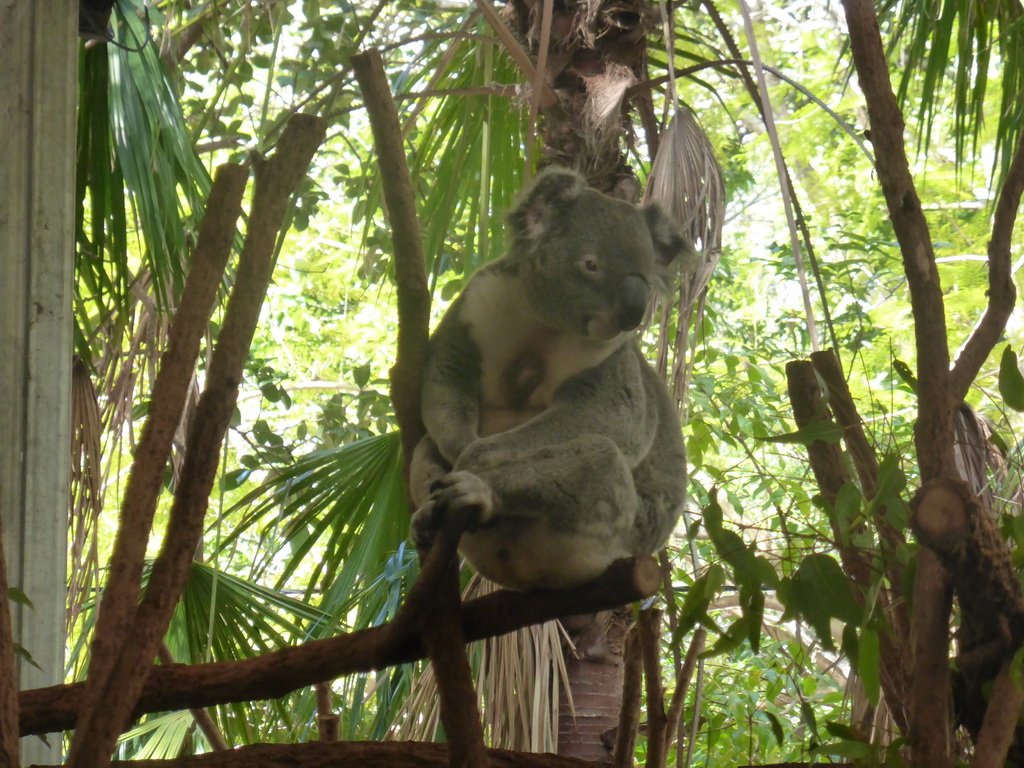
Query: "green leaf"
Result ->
[[892, 358, 918, 393], [824, 721, 868, 742], [764, 711, 785, 746], [831, 482, 864, 545], [353, 363, 372, 390], [799, 699, 819, 741], [999, 346, 1024, 411], [701, 614, 750, 658], [858, 627, 881, 706], [785, 554, 861, 649], [675, 564, 725, 639], [812, 738, 872, 759], [7, 587, 34, 608]]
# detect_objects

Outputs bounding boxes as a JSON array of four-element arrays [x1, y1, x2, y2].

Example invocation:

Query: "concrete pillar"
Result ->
[[0, 0, 77, 762]]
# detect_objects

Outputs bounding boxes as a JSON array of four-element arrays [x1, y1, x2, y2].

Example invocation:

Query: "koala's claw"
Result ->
[[410, 500, 440, 550], [412, 471, 495, 551]]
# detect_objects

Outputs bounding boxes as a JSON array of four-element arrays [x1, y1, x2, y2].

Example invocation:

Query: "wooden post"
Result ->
[[0, 1, 77, 763]]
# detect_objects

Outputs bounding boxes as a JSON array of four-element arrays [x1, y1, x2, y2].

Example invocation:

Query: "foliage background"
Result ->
[[67, 0, 1024, 764]]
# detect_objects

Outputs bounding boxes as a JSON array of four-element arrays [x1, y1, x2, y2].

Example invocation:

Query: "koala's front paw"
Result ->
[[410, 471, 496, 551], [432, 470, 495, 528]]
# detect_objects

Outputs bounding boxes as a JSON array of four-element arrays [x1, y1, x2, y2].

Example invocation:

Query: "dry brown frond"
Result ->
[[644, 109, 725, 406], [69, 359, 103, 637], [391, 574, 568, 752]]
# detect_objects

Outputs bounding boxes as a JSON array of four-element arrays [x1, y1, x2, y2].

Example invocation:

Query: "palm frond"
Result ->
[[69, 359, 103, 639], [644, 110, 725, 404], [392, 575, 567, 752], [117, 710, 194, 760], [358, 12, 527, 285], [216, 431, 407, 603], [885, 0, 1024, 185]]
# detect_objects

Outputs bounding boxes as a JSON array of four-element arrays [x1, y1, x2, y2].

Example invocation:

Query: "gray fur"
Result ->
[[410, 168, 690, 590]]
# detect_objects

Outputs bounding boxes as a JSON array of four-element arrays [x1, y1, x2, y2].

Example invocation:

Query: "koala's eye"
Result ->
[[577, 257, 601, 277]]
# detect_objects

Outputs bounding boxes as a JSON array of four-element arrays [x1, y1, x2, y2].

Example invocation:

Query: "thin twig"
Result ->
[[474, 0, 558, 109], [949, 128, 1024, 402], [639, 609, 668, 768], [612, 625, 642, 767], [665, 628, 706, 754]]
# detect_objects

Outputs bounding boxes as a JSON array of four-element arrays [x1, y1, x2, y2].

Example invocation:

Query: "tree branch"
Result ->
[[612, 625, 642, 767], [949, 128, 1024, 402], [69, 115, 327, 768], [839, 1, 958, 761], [70, 162, 249, 763], [639, 608, 667, 768], [970, 659, 1024, 768], [786, 359, 911, 734], [20, 556, 660, 737], [39, 741, 596, 768], [351, 48, 488, 768], [349, 49, 431, 467]]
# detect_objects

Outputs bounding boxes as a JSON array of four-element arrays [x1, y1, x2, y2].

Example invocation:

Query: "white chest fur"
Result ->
[[460, 270, 624, 436]]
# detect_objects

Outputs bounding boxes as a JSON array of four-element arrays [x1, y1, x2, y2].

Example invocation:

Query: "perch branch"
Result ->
[[20, 556, 661, 736], [69, 115, 327, 768], [950, 128, 1024, 403], [158, 644, 228, 751], [37, 741, 596, 768], [349, 48, 431, 464], [70, 162, 248, 760]]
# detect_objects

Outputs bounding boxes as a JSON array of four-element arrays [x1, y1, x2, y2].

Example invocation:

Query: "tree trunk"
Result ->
[[557, 611, 630, 762]]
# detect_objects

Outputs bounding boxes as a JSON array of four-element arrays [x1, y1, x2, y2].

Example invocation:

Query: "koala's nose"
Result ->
[[618, 274, 650, 330]]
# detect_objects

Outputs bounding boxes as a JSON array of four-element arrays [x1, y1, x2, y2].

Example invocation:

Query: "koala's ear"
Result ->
[[509, 168, 586, 240], [643, 203, 699, 268]]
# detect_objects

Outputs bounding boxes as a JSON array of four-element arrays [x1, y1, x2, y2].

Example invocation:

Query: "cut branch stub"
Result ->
[[911, 478, 1024, 636]]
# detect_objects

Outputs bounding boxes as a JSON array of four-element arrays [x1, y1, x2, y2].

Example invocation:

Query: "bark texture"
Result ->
[[40, 741, 596, 768], [21, 555, 659, 737]]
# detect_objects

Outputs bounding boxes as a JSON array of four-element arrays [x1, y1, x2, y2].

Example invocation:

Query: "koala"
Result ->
[[409, 167, 692, 591]]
